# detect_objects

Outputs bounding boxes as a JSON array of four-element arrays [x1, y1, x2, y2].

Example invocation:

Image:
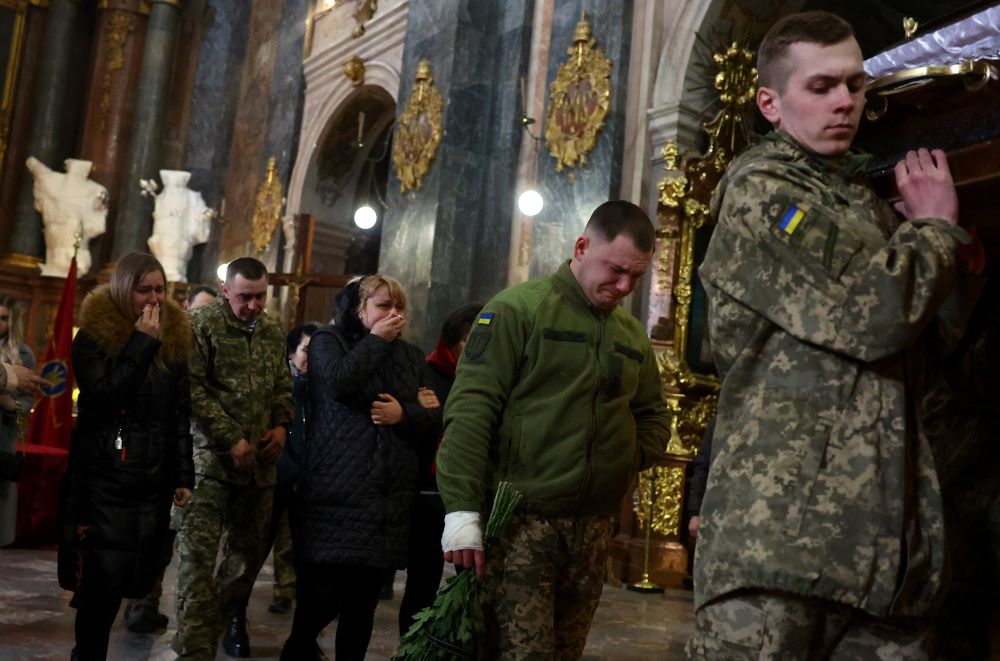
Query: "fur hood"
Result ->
[[78, 286, 192, 366]]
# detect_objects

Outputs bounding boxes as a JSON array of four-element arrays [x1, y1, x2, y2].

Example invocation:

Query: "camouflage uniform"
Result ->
[[691, 131, 979, 655], [173, 299, 292, 659]]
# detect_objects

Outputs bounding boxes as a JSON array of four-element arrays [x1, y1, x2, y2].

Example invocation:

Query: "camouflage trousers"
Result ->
[[482, 513, 612, 660], [271, 509, 295, 601], [686, 590, 933, 660], [171, 475, 273, 660]]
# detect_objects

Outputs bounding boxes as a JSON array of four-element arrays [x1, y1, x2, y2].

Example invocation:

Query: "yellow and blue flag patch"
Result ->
[[477, 312, 494, 326], [779, 204, 805, 235]]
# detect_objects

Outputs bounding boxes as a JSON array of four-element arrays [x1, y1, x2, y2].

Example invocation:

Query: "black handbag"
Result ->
[[0, 450, 23, 482]]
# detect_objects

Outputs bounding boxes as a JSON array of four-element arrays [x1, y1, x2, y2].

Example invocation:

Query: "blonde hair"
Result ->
[[0, 295, 27, 365], [355, 274, 407, 320], [108, 252, 167, 320]]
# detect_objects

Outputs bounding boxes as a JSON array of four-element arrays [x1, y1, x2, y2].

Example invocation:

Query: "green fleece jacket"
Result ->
[[436, 260, 670, 516]]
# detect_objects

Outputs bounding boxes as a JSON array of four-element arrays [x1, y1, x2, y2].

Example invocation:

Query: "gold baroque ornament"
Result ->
[[99, 10, 136, 132], [252, 157, 285, 256], [343, 56, 365, 86], [392, 60, 443, 193], [634, 466, 685, 536], [544, 13, 611, 175]]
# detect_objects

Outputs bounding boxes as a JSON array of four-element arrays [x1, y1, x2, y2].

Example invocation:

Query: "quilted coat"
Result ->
[[293, 282, 442, 569], [58, 288, 194, 598]]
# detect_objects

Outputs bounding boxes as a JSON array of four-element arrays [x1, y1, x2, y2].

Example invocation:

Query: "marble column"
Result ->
[[110, 0, 181, 260], [527, 0, 634, 279], [380, 0, 534, 350], [79, 0, 148, 270], [4, 0, 83, 267]]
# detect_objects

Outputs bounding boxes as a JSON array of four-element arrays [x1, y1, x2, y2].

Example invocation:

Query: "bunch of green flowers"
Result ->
[[394, 481, 522, 660]]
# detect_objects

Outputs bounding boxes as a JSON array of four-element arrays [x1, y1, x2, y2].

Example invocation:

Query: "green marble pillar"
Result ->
[[4, 0, 82, 266], [110, 0, 182, 260]]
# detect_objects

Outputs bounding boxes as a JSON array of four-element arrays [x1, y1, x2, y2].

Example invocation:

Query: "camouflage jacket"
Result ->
[[188, 299, 293, 486], [695, 131, 978, 618]]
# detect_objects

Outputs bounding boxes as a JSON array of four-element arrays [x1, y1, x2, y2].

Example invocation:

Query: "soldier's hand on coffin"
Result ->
[[893, 148, 959, 224]]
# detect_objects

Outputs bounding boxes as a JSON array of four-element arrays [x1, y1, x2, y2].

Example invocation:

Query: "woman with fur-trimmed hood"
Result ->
[[58, 252, 194, 660]]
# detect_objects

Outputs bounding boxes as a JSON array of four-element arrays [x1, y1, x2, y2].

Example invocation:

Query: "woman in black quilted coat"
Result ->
[[58, 253, 194, 660], [283, 275, 442, 661]]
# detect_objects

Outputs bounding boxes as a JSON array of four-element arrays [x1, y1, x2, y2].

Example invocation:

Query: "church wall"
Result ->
[[381, 1, 534, 350]]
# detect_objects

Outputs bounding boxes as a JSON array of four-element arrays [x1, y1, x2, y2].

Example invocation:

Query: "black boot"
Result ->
[[222, 612, 251, 658]]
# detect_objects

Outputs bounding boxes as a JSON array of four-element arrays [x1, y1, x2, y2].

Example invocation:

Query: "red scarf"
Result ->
[[426, 338, 457, 379]]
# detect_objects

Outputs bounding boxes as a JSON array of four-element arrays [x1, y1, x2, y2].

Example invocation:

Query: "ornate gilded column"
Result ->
[[79, 0, 148, 270], [110, 0, 181, 260], [3, 0, 82, 268]]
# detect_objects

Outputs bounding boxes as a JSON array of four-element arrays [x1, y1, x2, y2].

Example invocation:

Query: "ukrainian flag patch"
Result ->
[[779, 204, 806, 235], [477, 312, 494, 326]]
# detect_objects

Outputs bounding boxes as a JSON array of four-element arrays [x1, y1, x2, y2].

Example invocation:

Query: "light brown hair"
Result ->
[[0, 294, 27, 365], [355, 274, 407, 320], [109, 252, 167, 320]]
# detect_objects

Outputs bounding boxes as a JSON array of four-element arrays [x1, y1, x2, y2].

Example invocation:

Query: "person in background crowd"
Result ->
[[58, 252, 194, 660], [437, 200, 670, 656], [184, 285, 217, 311], [282, 275, 441, 661], [173, 257, 293, 660], [398, 302, 481, 635], [685, 418, 714, 542], [0, 295, 37, 548], [690, 11, 983, 657]]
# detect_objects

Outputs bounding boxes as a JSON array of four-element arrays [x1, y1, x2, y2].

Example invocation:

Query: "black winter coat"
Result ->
[[295, 323, 442, 569], [58, 289, 194, 598]]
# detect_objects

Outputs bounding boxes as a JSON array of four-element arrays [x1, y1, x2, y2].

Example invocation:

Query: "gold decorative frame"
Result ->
[[252, 157, 285, 256], [343, 56, 365, 86], [635, 466, 686, 535], [651, 40, 757, 457], [352, 0, 377, 38], [392, 59, 443, 193], [544, 13, 611, 176], [0, 0, 29, 185]]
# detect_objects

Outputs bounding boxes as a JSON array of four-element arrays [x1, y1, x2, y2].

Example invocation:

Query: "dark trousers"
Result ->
[[284, 561, 384, 660], [71, 592, 122, 660], [399, 492, 446, 635]]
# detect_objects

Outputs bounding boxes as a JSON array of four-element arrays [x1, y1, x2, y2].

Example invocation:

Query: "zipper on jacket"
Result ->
[[576, 314, 602, 507]]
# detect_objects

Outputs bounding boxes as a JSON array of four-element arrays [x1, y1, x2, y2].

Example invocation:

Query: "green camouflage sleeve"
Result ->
[[188, 317, 244, 449], [703, 165, 971, 363], [437, 300, 527, 513]]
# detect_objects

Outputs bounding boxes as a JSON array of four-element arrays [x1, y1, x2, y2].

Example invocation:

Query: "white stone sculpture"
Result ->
[[145, 170, 215, 282], [27, 157, 108, 277]]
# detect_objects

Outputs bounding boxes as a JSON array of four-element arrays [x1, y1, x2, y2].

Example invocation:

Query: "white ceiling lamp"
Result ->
[[354, 204, 377, 229], [216, 261, 229, 282], [517, 189, 543, 216]]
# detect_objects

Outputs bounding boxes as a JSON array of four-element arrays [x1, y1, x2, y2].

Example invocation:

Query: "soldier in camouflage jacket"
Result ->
[[173, 258, 293, 660], [689, 12, 982, 658]]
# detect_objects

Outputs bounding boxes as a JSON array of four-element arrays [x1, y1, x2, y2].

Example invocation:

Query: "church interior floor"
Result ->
[[0, 549, 694, 659]]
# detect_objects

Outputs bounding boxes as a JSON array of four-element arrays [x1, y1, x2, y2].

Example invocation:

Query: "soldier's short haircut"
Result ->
[[187, 285, 217, 304], [226, 257, 267, 283], [439, 303, 483, 348], [109, 252, 167, 320], [757, 11, 855, 92], [584, 200, 655, 253], [286, 322, 320, 356], [355, 274, 407, 320]]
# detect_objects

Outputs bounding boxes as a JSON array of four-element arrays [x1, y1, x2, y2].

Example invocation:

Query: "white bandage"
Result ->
[[441, 511, 483, 552]]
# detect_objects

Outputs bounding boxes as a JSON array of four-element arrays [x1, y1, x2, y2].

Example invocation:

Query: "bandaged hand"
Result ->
[[442, 511, 485, 578]]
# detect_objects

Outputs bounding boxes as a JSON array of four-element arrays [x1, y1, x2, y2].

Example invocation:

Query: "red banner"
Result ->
[[29, 258, 77, 449]]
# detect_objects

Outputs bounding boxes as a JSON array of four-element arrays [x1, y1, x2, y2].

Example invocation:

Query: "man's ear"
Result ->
[[756, 86, 781, 127], [573, 235, 590, 260]]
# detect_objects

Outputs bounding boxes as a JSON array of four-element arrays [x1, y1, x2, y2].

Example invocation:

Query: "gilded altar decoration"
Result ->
[[343, 56, 365, 86], [352, 0, 377, 38], [903, 16, 919, 39], [544, 13, 612, 175], [634, 467, 685, 535], [252, 157, 285, 256], [392, 60, 443, 193]]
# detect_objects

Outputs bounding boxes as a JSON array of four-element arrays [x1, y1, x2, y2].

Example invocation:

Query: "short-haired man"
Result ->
[[185, 285, 217, 311], [690, 11, 982, 657], [173, 257, 293, 660], [437, 200, 670, 656]]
